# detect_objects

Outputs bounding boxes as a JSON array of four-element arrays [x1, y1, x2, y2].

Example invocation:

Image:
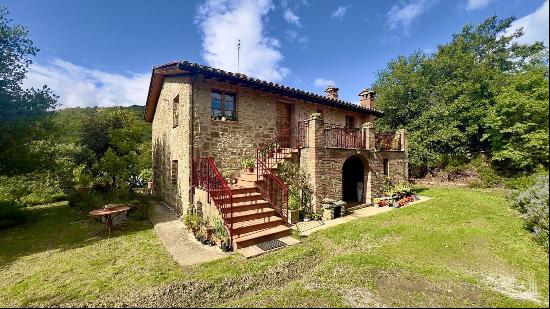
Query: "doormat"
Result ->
[[257, 239, 287, 252]]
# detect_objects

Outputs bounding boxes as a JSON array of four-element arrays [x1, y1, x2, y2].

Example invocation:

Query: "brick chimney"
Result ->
[[359, 88, 375, 109], [325, 85, 339, 100]]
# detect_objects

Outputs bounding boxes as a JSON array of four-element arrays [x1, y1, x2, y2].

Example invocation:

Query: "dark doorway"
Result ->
[[342, 155, 364, 203]]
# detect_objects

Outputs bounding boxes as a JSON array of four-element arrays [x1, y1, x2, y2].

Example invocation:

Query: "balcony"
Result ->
[[324, 125, 364, 149], [375, 132, 402, 151]]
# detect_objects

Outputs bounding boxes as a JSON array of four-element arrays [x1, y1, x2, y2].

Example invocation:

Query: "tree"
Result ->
[[485, 58, 549, 173], [373, 16, 547, 176], [79, 108, 146, 188], [0, 7, 58, 174]]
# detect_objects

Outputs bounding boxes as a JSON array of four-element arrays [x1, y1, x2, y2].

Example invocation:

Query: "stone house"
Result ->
[[144, 61, 408, 249]]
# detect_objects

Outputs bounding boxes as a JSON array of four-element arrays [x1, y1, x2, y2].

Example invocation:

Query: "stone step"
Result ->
[[232, 216, 284, 236], [233, 225, 291, 249]]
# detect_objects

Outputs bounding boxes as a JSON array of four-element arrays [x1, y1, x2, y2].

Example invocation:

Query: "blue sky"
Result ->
[[5, 0, 549, 108]]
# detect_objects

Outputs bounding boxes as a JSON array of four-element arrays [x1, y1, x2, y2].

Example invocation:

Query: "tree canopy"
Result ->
[[0, 7, 58, 174], [373, 16, 548, 176]]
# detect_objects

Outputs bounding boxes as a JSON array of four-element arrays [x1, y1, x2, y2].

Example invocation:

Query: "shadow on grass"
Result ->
[[0, 201, 152, 268]]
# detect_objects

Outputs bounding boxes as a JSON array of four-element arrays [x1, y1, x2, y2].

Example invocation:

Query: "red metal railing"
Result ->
[[255, 121, 308, 222], [376, 132, 401, 151], [324, 125, 364, 149], [192, 157, 233, 246], [256, 159, 289, 223]]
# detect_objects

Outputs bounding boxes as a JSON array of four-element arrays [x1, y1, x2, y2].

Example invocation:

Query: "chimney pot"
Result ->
[[325, 85, 339, 100], [359, 88, 375, 109]]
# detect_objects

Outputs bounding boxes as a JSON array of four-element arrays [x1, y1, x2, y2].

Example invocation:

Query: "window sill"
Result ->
[[211, 118, 239, 123]]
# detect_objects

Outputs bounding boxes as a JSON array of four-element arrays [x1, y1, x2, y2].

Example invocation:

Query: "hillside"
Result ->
[[52, 105, 151, 144]]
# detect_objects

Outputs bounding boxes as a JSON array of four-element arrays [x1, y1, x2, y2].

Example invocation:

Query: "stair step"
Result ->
[[233, 225, 291, 249], [231, 207, 276, 222], [227, 192, 263, 203], [232, 216, 284, 235], [230, 186, 258, 195], [220, 199, 269, 213]]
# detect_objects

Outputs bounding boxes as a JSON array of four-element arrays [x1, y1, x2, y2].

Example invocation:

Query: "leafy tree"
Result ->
[[79, 108, 147, 188], [373, 16, 547, 176], [485, 59, 549, 173], [0, 7, 58, 174]]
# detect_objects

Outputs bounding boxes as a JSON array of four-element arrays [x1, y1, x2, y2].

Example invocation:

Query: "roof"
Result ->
[[144, 61, 383, 122]]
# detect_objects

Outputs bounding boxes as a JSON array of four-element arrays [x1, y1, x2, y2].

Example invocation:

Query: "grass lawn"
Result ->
[[1, 187, 548, 307]]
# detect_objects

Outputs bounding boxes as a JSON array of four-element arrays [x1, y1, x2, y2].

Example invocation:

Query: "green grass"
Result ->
[[0, 202, 184, 306], [1, 187, 548, 307]]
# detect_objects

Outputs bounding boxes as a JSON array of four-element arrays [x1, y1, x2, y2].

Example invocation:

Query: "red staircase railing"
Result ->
[[324, 124, 364, 149], [192, 157, 233, 246], [255, 121, 308, 223]]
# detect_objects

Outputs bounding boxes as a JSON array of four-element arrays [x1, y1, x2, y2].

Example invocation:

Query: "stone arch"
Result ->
[[342, 154, 370, 204]]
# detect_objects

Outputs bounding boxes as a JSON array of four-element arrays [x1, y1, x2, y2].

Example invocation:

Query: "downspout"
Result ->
[[189, 72, 199, 208]]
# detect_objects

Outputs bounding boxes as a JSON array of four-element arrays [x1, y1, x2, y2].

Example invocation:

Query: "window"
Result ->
[[345, 115, 355, 128], [383, 159, 390, 177], [172, 95, 179, 128], [211, 90, 237, 121], [171, 160, 178, 184]]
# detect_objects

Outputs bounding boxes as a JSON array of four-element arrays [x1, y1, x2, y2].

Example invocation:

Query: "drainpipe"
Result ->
[[189, 72, 199, 208]]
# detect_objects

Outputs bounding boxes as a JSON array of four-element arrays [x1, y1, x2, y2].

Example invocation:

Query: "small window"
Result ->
[[345, 116, 355, 128], [173, 95, 179, 128], [211, 90, 237, 121], [171, 160, 178, 184], [383, 159, 390, 177]]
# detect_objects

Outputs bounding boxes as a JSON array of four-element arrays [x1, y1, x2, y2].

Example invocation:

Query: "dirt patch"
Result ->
[[482, 274, 543, 305], [373, 270, 487, 307], [68, 252, 322, 308]]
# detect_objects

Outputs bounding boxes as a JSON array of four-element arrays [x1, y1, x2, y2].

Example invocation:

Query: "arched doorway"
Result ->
[[342, 155, 365, 203]]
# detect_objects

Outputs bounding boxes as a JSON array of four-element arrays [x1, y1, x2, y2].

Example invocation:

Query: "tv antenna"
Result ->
[[237, 39, 241, 73]]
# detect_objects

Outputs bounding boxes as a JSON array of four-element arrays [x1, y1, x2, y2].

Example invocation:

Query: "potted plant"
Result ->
[[240, 157, 255, 173], [213, 217, 228, 248], [222, 170, 237, 184], [221, 240, 230, 252], [288, 192, 301, 224], [183, 213, 201, 236]]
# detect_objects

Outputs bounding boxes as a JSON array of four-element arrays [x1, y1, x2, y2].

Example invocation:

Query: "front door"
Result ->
[[276, 102, 292, 147]]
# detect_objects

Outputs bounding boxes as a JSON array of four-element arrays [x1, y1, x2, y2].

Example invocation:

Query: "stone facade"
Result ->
[[151, 75, 408, 215], [151, 76, 193, 213]]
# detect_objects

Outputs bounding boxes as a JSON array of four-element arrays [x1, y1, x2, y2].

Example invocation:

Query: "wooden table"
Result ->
[[89, 205, 131, 236]]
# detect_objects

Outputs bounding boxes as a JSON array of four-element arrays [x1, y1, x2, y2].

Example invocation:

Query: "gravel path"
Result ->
[[148, 201, 227, 266]]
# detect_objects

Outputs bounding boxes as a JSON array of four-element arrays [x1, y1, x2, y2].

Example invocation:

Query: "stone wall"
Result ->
[[151, 76, 192, 214], [151, 75, 408, 215], [192, 77, 376, 173], [300, 115, 408, 212]]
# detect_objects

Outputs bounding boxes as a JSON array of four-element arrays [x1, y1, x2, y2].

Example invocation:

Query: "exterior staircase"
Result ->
[[228, 147, 299, 250]]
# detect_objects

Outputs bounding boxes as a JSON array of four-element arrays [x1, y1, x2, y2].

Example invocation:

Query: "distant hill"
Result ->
[[52, 105, 151, 144]]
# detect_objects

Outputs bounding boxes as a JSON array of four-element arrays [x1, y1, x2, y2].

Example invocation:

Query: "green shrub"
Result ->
[[0, 200, 25, 230], [467, 156, 503, 188], [183, 213, 201, 233], [513, 175, 549, 250], [0, 173, 66, 206]]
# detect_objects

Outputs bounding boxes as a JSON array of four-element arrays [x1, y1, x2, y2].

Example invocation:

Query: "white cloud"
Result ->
[[331, 5, 351, 21], [196, 0, 289, 82], [23, 58, 149, 108], [465, 0, 493, 11], [505, 0, 549, 46], [386, 0, 433, 32], [284, 9, 302, 27], [313, 78, 336, 88]]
